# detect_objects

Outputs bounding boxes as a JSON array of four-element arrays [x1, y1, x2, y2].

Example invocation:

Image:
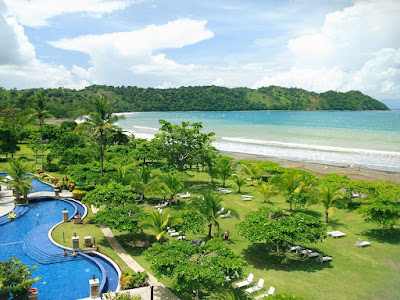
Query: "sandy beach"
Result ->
[[222, 151, 400, 185]]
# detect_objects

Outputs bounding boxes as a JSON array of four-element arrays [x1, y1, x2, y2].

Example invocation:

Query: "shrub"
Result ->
[[103, 292, 142, 300], [72, 190, 87, 201], [68, 182, 76, 192], [120, 271, 148, 290]]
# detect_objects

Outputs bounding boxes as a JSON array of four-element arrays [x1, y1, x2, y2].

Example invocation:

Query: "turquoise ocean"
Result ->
[[116, 110, 400, 173]]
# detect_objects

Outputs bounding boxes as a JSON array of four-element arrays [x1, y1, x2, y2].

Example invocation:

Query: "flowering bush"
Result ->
[[120, 271, 148, 290], [72, 190, 87, 200], [68, 182, 75, 192], [38, 170, 44, 174], [51, 178, 59, 183]]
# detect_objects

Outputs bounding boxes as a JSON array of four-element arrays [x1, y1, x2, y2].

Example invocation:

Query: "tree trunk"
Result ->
[[100, 130, 104, 176], [222, 178, 225, 188], [325, 211, 329, 224], [276, 242, 280, 256], [40, 120, 44, 171], [35, 141, 38, 164], [289, 202, 293, 211], [238, 186, 241, 193], [382, 225, 385, 236], [208, 224, 212, 237]]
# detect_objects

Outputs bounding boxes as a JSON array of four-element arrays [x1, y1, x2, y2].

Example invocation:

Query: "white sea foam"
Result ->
[[133, 126, 159, 131], [221, 137, 400, 157]]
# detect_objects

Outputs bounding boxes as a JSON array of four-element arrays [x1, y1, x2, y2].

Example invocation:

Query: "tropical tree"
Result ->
[[7, 158, 32, 203], [217, 157, 233, 188], [159, 172, 184, 207], [273, 171, 303, 211], [317, 186, 344, 224], [0, 257, 40, 299], [82, 182, 135, 208], [79, 95, 122, 176], [29, 92, 53, 170], [192, 191, 239, 237], [240, 163, 263, 182], [255, 181, 277, 203], [206, 161, 219, 184], [132, 165, 154, 201], [358, 189, 400, 236], [232, 175, 246, 193], [94, 204, 146, 236], [142, 209, 181, 242], [144, 239, 245, 299], [112, 166, 133, 186], [237, 208, 326, 256]]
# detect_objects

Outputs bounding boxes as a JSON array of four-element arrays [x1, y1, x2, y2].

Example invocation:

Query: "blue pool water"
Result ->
[[29, 176, 55, 193], [0, 199, 104, 300]]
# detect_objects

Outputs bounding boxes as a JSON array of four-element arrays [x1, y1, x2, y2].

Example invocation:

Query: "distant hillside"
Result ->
[[0, 85, 389, 118]]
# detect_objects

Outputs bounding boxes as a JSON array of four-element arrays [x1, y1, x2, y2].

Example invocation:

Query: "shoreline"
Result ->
[[221, 150, 400, 185]]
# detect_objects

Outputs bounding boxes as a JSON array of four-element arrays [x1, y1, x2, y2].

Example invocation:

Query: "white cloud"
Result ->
[[212, 77, 225, 86], [4, 0, 137, 27], [49, 19, 214, 85]]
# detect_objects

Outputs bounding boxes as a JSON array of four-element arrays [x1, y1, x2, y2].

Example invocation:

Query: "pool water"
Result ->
[[0, 199, 104, 300]]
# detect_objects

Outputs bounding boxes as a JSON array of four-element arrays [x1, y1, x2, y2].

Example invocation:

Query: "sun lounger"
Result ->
[[316, 254, 332, 264], [235, 273, 254, 288], [177, 192, 191, 198], [245, 278, 264, 294], [241, 195, 254, 201], [356, 238, 371, 247], [331, 232, 346, 238], [287, 245, 303, 253], [176, 235, 186, 240], [254, 286, 275, 299], [219, 210, 231, 218], [307, 252, 320, 258], [170, 232, 179, 237], [327, 231, 341, 236], [168, 229, 176, 233]]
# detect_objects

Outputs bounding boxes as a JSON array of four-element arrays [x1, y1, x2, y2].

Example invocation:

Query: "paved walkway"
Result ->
[[0, 184, 15, 217], [91, 206, 180, 300]]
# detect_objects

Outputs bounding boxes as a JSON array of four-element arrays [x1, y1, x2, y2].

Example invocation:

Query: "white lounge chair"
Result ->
[[235, 273, 254, 288], [176, 235, 186, 240], [356, 238, 371, 247], [331, 231, 346, 238], [316, 254, 332, 264], [327, 231, 341, 236], [170, 232, 179, 237], [245, 278, 264, 294], [307, 252, 320, 258], [254, 286, 275, 299], [219, 210, 231, 218], [287, 245, 303, 253]]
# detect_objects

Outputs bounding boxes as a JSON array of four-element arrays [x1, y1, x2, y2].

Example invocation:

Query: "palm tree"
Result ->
[[143, 209, 180, 243], [29, 92, 53, 171], [232, 175, 246, 193], [240, 164, 263, 182], [273, 171, 303, 211], [206, 161, 219, 184], [159, 173, 184, 207], [81, 95, 122, 176], [217, 158, 233, 187], [192, 191, 239, 237], [7, 158, 32, 203], [113, 166, 133, 185], [132, 165, 154, 201], [255, 181, 277, 203], [318, 186, 344, 223]]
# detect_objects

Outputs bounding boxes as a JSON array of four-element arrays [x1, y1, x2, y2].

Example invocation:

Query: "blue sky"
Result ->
[[0, 0, 399, 102]]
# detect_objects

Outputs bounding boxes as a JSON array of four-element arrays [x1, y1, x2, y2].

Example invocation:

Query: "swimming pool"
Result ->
[[0, 174, 119, 299]]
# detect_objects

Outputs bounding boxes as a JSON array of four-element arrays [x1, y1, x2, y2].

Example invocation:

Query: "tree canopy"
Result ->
[[236, 208, 326, 255]]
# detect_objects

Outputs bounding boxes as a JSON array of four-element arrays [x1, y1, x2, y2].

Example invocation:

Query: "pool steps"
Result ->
[[0, 205, 29, 226]]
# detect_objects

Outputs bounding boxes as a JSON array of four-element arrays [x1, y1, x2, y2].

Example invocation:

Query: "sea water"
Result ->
[[116, 110, 400, 172]]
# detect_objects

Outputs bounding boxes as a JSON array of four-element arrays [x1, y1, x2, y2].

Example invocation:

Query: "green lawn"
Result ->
[[114, 171, 400, 299]]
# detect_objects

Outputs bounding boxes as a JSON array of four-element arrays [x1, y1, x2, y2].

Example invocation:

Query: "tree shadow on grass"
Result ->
[[326, 218, 349, 230], [242, 243, 332, 273], [186, 180, 216, 193], [360, 228, 400, 245], [114, 232, 156, 256], [297, 208, 322, 219]]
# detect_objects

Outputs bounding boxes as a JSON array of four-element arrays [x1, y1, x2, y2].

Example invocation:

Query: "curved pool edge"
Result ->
[[48, 205, 122, 293]]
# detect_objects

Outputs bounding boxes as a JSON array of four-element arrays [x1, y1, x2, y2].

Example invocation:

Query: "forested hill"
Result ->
[[0, 85, 389, 118]]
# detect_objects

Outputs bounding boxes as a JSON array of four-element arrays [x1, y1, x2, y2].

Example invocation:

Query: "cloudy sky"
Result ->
[[0, 0, 399, 101]]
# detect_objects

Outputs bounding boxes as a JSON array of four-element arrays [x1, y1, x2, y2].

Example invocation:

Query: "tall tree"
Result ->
[[317, 186, 344, 224], [7, 158, 32, 203], [80, 95, 122, 176], [192, 191, 239, 237], [240, 163, 263, 182], [132, 165, 154, 201], [155, 120, 216, 171], [273, 171, 303, 211], [232, 175, 246, 193], [29, 93, 53, 170], [217, 157, 233, 188]]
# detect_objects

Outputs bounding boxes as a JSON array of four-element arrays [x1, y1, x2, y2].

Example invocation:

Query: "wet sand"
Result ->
[[221, 151, 400, 185]]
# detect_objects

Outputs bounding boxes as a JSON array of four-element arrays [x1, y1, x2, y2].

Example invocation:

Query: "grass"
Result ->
[[3, 145, 400, 299]]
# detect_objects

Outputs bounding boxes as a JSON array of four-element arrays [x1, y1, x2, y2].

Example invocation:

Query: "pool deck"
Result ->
[[0, 184, 15, 217], [91, 205, 180, 300]]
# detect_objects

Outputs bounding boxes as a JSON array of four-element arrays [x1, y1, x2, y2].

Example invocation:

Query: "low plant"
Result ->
[[68, 182, 76, 192], [103, 291, 143, 300], [120, 271, 148, 290], [72, 190, 87, 201]]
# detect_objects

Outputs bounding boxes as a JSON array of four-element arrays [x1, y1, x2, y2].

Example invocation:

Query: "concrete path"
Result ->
[[0, 184, 15, 217], [91, 206, 180, 300]]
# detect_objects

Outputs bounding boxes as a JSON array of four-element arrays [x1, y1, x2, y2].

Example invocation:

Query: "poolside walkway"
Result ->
[[91, 206, 180, 300], [0, 184, 15, 217]]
